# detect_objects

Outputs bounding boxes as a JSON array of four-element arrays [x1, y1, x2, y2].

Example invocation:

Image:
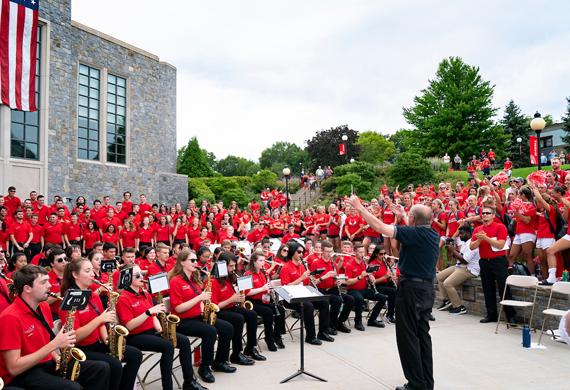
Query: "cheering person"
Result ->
[[169, 249, 235, 384], [211, 252, 266, 364], [116, 264, 207, 390], [59, 258, 142, 390]]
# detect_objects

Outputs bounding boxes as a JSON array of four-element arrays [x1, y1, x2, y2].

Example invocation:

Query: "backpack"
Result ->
[[544, 209, 566, 240], [511, 262, 530, 276]]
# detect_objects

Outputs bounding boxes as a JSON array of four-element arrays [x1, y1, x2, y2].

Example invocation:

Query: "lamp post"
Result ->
[[341, 134, 349, 163], [530, 112, 546, 170], [350, 158, 355, 164], [283, 167, 291, 212], [516, 137, 522, 158]]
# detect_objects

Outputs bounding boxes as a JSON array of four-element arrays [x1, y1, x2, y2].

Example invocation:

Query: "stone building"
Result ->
[[0, 0, 187, 206]]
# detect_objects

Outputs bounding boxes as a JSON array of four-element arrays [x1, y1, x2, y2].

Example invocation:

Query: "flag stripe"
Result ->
[[0, 0, 9, 104], [20, 5, 33, 110], [27, 4, 36, 111], [8, 1, 17, 107], [15, 2, 26, 110]]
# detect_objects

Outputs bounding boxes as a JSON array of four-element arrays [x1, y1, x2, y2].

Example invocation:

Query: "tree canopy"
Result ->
[[306, 125, 360, 171], [356, 131, 396, 164], [216, 155, 259, 177], [501, 100, 530, 167], [402, 56, 508, 159], [259, 141, 308, 176], [176, 137, 215, 178]]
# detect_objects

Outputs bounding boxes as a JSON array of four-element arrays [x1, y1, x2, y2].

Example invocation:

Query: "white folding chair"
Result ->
[[538, 281, 570, 345], [495, 275, 538, 334]]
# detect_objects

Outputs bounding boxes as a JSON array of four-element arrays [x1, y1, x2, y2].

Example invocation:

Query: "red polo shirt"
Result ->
[[64, 221, 82, 242], [310, 258, 335, 290], [8, 220, 31, 243], [280, 261, 309, 286], [170, 275, 202, 319], [43, 222, 63, 244], [116, 288, 155, 334], [47, 270, 63, 315], [83, 229, 101, 250], [472, 222, 508, 259], [211, 278, 234, 307], [0, 298, 54, 385], [344, 258, 367, 290], [137, 227, 154, 244], [244, 270, 268, 301], [59, 292, 105, 346]]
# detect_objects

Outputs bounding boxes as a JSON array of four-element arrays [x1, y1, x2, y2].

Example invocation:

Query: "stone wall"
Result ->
[[434, 278, 570, 330], [41, 0, 187, 206]]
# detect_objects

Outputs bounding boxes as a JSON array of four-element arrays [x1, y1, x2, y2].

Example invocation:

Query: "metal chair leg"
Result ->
[[538, 317, 547, 345], [495, 304, 504, 334]]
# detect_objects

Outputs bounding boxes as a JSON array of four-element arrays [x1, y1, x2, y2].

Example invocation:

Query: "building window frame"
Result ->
[[540, 136, 553, 149], [77, 63, 101, 161], [106, 73, 127, 164]]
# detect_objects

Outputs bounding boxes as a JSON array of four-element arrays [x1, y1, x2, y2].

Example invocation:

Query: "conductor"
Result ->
[[348, 196, 438, 390]]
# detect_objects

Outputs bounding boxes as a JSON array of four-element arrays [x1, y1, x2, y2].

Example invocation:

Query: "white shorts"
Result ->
[[439, 236, 447, 243], [512, 233, 536, 245], [536, 237, 556, 249]]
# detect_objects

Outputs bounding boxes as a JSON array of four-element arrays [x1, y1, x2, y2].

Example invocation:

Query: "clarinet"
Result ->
[[261, 268, 281, 317], [301, 259, 318, 289]]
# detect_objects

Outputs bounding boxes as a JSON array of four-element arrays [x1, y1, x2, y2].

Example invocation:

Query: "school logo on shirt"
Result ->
[[182, 285, 190, 290], [24, 324, 36, 337], [132, 301, 141, 308]]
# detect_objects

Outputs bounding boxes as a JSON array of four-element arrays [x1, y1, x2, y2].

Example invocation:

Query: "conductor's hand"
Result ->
[[346, 195, 363, 212], [54, 327, 77, 350]]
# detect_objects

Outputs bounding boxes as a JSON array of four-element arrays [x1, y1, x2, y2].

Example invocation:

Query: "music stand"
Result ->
[[274, 285, 328, 384]]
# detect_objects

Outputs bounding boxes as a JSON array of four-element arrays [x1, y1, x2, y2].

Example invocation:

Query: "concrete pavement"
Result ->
[[140, 310, 569, 389]]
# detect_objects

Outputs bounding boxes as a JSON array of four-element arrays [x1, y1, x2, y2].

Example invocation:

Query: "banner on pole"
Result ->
[[529, 136, 538, 165]]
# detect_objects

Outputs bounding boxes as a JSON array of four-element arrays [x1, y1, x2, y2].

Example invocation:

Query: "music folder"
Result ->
[[274, 285, 328, 304]]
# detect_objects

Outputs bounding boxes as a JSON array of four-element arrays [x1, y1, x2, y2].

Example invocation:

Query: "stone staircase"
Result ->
[[289, 185, 321, 210]]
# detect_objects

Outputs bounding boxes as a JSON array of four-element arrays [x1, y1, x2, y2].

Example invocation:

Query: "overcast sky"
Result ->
[[71, 1, 570, 161]]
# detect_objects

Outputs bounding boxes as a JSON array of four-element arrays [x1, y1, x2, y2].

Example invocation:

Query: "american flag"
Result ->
[[0, 0, 39, 112]]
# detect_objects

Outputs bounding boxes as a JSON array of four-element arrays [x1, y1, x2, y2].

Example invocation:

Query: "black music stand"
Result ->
[[274, 285, 328, 384]]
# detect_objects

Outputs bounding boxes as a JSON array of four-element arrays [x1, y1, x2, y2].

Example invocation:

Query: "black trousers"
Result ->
[[283, 299, 330, 339], [25, 242, 42, 261], [348, 288, 386, 323], [216, 306, 258, 353], [177, 317, 233, 366], [81, 341, 142, 390], [479, 256, 515, 319], [395, 279, 434, 390], [10, 360, 109, 390], [375, 283, 397, 316], [127, 331, 194, 390], [251, 300, 286, 342], [319, 287, 354, 327]]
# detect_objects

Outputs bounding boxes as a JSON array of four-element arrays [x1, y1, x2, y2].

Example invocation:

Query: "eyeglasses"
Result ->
[[56, 257, 68, 263], [297, 250, 304, 254], [481, 212, 493, 215], [379, 252, 386, 255], [281, 249, 288, 252], [188, 257, 198, 263], [133, 272, 143, 279]]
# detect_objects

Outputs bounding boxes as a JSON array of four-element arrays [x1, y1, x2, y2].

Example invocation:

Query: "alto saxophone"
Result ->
[[201, 271, 219, 325], [93, 280, 129, 361], [157, 292, 180, 347], [58, 308, 86, 381], [232, 271, 253, 310]]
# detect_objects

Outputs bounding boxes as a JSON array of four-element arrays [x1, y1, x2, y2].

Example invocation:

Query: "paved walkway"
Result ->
[[140, 310, 569, 389]]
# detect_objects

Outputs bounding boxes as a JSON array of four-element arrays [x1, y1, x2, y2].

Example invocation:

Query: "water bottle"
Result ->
[[522, 325, 531, 348], [563, 270, 569, 282]]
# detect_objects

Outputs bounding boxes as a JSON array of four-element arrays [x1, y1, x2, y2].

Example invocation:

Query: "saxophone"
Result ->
[[232, 271, 253, 310], [201, 272, 219, 325], [58, 308, 86, 381], [157, 292, 180, 347], [93, 279, 130, 361]]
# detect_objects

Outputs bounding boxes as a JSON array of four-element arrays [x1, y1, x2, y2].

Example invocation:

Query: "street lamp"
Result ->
[[283, 167, 291, 212], [341, 134, 349, 163], [350, 158, 355, 164], [516, 137, 522, 158], [530, 112, 546, 170]]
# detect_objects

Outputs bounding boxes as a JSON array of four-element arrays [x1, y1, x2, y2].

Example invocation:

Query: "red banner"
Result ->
[[339, 143, 346, 156], [529, 136, 538, 165]]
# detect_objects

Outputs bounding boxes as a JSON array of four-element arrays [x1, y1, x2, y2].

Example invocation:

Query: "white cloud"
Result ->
[[71, 0, 570, 161]]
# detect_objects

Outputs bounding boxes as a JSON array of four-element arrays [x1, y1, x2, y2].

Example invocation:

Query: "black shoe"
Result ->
[[480, 317, 497, 323], [198, 366, 215, 383], [437, 299, 452, 311], [305, 337, 322, 345], [327, 327, 338, 336], [244, 347, 266, 361], [211, 361, 238, 373], [386, 315, 396, 324], [355, 322, 365, 331], [265, 339, 278, 352], [274, 337, 285, 349], [367, 319, 386, 328], [230, 353, 255, 366], [183, 378, 208, 390], [395, 384, 410, 390], [449, 305, 467, 315], [336, 323, 351, 333], [429, 314, 436, 321], [317, 332, 335, 342], [540, 280, 554, 286]]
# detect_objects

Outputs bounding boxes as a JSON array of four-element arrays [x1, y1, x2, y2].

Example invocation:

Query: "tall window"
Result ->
[[10, 27, 41, 160], [106, 74, 127, 164], [78, 64, 100, 160]]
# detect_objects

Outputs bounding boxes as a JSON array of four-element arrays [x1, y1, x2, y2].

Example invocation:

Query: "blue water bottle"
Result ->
[[522, 325, 531, 348]]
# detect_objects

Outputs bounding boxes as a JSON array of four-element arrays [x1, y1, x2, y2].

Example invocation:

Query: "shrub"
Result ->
[[188, 178, 215, 204], [202, 177, 240, 199], [333, 161, 376, 183], [321, 177, 337, 192], [427, 157, 450, 172], [388, 152, 435, 187], [250, 170, 278, 193], [335, 174, 373, 198], [221, 188, 251, 208]]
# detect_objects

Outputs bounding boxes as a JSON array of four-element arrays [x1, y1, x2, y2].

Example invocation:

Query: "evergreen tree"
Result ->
[[501, 100, 530, 167], [306, 125, 360, 171], [176, 137, 215, 177], [403, 56, 508, 160], [560, 97, 570, 146]]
